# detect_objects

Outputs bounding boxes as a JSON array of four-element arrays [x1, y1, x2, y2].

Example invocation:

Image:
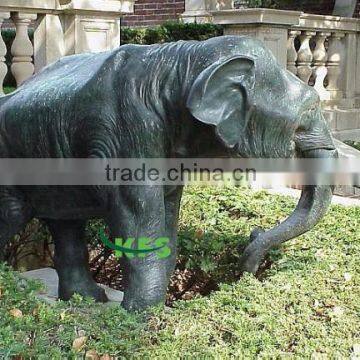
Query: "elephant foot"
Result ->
[[122, 282, 167, 311], [239, 251, 262, 274], [239, 227, 265, 275], [58, 276, 108, 303], [122, 291, 165, 312]]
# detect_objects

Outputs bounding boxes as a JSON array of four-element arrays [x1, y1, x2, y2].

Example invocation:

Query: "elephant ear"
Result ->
[[186, 56, 255, 148]]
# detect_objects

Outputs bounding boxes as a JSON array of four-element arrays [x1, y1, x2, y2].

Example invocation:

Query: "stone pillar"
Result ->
[[341, 32, 357, 105], [327, 32, 346, 100], [11, 12, 37, 87], [333, 0, 357, 17], [212, 9, 302, 69], [63, 14, 121, 55], [0, 12, 10, 95], [34, 0, 132, 71], [34, 14, 65, 73], [181, 0, 233, 23]]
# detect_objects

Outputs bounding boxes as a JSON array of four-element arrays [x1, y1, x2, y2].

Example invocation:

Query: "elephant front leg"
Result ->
[[121, 255, 171, 311], [109, 186, 179, 311]]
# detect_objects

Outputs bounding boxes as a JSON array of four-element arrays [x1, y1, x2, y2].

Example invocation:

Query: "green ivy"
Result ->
[[246, 0, 277, 8], [121, 21, 223, 45]]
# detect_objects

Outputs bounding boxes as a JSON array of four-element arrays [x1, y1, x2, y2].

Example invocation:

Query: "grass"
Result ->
[[0, 186, 359, 358]]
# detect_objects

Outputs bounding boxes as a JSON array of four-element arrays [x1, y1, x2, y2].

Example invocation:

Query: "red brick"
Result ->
[[122, 0, 184, 26]]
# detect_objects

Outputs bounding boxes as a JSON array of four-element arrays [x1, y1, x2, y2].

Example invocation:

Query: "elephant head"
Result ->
[[186, 48, 337, 274]]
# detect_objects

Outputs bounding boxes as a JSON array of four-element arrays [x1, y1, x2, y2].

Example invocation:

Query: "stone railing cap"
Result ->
[[60, 0, 132, 15], [211, 8, 302, 26], [299, 12, 360, 32], [0, 0, 134, 15], [0, 0, 59, 12], [212, 8, 360, 32]]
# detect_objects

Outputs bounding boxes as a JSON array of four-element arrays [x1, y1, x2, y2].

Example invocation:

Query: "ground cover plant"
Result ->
[[0, 186, 359, 358], [346, 141, 360, 152]]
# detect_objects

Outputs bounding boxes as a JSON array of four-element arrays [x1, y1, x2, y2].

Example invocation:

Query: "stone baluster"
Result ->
[[313, 32, 331, 101], [0, 12, 10, 95], [287, 30, 301, 75], [10, 13, 37, 87], [297, 31, 316, 84], [327, 32, 346, 100]]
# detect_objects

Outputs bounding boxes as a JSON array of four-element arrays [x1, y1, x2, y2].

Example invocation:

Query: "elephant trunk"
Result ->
[[240, 148, 337, 274]]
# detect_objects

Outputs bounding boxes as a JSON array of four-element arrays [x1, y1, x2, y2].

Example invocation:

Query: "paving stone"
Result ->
[[336, 110, 360, 131], [21, 268, 123, 305]]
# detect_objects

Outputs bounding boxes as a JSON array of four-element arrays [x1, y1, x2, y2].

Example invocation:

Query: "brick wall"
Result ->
[[122, 0, 185, 27], [274, 0, 335, 15]]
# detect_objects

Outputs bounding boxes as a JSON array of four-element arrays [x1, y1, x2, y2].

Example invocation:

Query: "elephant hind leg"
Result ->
[[46, 219, 108, 303], [0, 192, 32, 261]]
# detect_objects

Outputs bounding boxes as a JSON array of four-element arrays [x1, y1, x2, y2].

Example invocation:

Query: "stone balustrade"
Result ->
[[0, 0, 134, 94], [287, 27, 348, 103], [212, 9, 360, 141]]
